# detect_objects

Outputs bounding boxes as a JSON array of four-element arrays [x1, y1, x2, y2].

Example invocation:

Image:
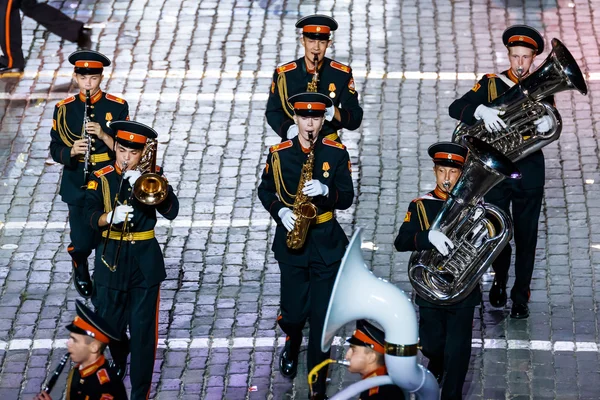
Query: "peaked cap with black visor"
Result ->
[[428, 142, 468, 169], [346, 319, 386, 355], [110, 120, 157, 150], [66, 300, 120, 345], [502, 25, 545, 55], [295, 14, 338, 41], [289, 92, 333, 117], [69, 50, 111, 75]]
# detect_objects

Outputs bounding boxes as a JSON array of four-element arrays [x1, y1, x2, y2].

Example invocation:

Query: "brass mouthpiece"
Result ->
[[443, 181, 451, 191], [516, 66, 523, 78]]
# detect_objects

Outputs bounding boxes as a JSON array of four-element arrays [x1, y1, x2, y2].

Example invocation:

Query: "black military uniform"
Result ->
[[49, 50, 129, 299], [345, 320, 405, 400], [394, 143, 479, 400], [0, 0, 91, 73], [448, 26, 548, 319], [258, 93, 354, 399], [57, 300, 127, 400], [84, 121, 178, 400], [265, 15, 363, 142]]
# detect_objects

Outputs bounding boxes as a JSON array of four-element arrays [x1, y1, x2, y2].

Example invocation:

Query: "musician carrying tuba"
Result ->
[[258, 92, 354, 399], [449, 25, 587, 319]]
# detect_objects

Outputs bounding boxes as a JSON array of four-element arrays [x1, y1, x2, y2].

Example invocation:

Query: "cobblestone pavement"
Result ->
[[0, 0, 599, 399]]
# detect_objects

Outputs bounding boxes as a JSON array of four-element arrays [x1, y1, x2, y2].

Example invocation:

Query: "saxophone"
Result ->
[[286, 133, 318, 250], [306, 54, 319, 92]]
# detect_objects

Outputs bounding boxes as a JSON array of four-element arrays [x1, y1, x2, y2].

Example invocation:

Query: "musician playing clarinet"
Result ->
[[50, 50, 129, 299], [33, 300, 127, 400], [448, 25, 551, 319], [394, 142, 477, 400]]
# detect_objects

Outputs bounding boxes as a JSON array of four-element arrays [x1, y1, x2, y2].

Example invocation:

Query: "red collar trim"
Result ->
[[79, 90, 103, 104], [434, 187, 449, 200], [79, 355, 105, 378], [362, 365, 388, 379], [114, 162, 123, 175]]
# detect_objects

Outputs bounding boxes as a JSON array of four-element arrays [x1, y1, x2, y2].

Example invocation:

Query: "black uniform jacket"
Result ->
[[66, 355, 128, 399], [84, 163, 178, 290], [394, 189, 481, 309], [265, 56, 363, 140], [50, 91, 129, 205], [257, 137, 354, 267], [448, 70, 550, 189], [359, 366, 405, 399]]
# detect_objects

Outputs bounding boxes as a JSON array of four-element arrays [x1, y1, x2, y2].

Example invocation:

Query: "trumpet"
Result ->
[[82, 89, 93, 183], [42, 353, 70, 394]]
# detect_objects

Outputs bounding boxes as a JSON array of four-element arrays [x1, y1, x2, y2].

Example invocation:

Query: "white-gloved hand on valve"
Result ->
[[324, 106, 335, 122], [106, 205, 134, 224], [278, 208, 297, 232], [287, 125, 299, 139], [534, 115, 554, 133], [474, 104, 507, 133], [302, 179, 329, 197], [428, 230, 454, 256], [123, 170, 142, 186]]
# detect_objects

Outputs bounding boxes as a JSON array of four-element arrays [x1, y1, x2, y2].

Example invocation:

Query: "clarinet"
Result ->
[[82, 89, 93, 182], [43, 353, 70, 394]]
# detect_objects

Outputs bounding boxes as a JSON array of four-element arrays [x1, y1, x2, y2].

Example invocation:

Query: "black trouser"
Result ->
[[419, 306, 475, 400], [277, 253, 340, 395], [67, 204, 98, 276], [0, 0, 83, 68], [92, 265, 160, 400], [485, 181, 544, 305]]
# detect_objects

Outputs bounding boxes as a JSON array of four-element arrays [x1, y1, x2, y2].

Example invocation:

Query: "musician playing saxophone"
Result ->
[[265, 14, 363, 143], [33, 300, 127, 400], [84, 121, 179, 400], [448, 25, 551, 319], [394, 142, 476, 400], [258, 92, 354, 399], [49, 50, 129, 299]]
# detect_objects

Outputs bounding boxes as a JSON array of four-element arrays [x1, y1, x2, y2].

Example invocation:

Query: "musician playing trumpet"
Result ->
[[394, 142, 477, 400], [448, 26, 551, 319], [33, 300, 127, 400], [258, 92, 354, 399], [49, 50, 129, 299], [84, 121, 179, 400], [265, 14, 363, 142]]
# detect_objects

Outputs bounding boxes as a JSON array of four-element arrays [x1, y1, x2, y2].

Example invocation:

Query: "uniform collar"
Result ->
[[504, 69, 527, 84], [114, 162, 123, 175], [433, 187, 449, 200], [362, 365, 387, 380], [302, 56, 326, 76], [78, 355, 105, 378], [79, 90, 103, 104]]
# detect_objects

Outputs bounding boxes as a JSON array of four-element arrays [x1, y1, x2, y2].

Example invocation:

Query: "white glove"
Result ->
[[302, 179, 329, 197], [474, 104, 507, 133], [534, 115, 553, 133], [287, 125, 299, 139], [428, 230, 454, 256], [324, 106, 335, 122], [278, 208, 297, 232], [123, 170, 142, 186], [106, 205, 134, 224]]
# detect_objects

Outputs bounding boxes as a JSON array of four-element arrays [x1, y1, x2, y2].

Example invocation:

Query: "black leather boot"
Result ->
[[72, 260, 93, 299]]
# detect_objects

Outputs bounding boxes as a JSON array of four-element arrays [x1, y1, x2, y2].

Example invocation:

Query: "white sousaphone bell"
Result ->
[[321, 228, 440, 399]]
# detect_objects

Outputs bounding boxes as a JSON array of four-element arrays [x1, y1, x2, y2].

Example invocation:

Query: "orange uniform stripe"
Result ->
[[294, 102, 326, 111], [303, 25, 331, 34], [434, 152, 465, 163], [75, 60, 104, 68], [353, 330, 385, 354], [5, 0, 13, 67], [117, 130, 146, 144], [508, 35, 538, 49]]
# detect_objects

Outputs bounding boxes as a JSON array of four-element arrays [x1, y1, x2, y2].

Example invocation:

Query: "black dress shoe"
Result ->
[[279, 338, 299, 379], [510, 303, 529, 319], [110, 360, 127, 381], [0, 64, 23, 74], [77, 27, 92, 50], [72, 265, 93, 299], [489, 278, 507, 308]]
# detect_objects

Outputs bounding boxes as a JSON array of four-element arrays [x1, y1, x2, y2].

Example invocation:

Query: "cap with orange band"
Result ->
[[295, 15, 338, 40], [288, 92, 333, 117], [346, 320, 386, 354], [428, 142, 468, 169], [68, 50, 111, 75], [110, 120, 158, 150], [502, 25, 544, 55], [66, 300, 121, 345]]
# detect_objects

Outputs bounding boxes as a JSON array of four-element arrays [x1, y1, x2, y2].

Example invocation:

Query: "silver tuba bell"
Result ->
[[453, 38, 588, 161], [321, 228, 440, 399], [408, 136, 521, 305]]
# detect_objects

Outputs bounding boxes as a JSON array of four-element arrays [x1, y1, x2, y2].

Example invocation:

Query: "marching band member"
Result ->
[[33, 300, 127, 400], [344, 320, 405, 399], [394, 142, 478, 400], [265, 14, 363, 142], [84, 121, 178, 400], [49, 50, 129, 299], [258, 92, 354, 399], [448, 25, 551, 319]]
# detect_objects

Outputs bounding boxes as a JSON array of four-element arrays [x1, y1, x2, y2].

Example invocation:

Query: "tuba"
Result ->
[[453, 38, 588, 161], [408, 136, 521, 305], [321, 228, 439, 399]]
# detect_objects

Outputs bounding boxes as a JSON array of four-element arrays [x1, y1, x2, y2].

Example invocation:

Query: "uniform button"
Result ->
[[128, 188, 131, 191], [91, 147, 96, 151], [91, 138, 96, 143], [91, 105, 94, 109], [92, 162, 96, 166], [91, 114, 95, 118], [131, 222, 134, 226]]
